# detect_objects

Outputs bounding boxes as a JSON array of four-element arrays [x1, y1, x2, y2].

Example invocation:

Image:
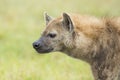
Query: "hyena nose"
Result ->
[[33, 42, 41, 49]]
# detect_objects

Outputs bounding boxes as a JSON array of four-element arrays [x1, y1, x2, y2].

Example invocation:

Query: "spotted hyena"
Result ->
[[33, 13, 120, 80]]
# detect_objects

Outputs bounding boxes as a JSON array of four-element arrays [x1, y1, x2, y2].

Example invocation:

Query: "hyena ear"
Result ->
[[44, 13, 52, 25], [62, 13, 74, 33]]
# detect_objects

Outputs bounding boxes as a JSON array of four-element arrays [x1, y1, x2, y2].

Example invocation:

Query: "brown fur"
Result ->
[[64, 14, 120, 80], [33, 13, 120, 80]]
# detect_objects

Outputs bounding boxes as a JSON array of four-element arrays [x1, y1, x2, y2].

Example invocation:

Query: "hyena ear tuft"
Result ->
[[44, 12, 52, 25], [62, 13, 74, 32]]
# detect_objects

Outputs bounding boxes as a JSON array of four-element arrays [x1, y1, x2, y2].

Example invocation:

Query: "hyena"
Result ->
[[33, 13, 120, 80]]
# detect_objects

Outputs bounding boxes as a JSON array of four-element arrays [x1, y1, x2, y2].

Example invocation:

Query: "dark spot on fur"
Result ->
[[93, 45, 107, 66]]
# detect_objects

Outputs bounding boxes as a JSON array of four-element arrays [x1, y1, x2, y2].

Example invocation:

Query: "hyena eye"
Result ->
[[48, 33, 56, 38]]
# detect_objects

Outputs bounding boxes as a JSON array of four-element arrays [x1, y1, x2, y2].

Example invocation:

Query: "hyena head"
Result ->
[[33, 13, 75, 53]]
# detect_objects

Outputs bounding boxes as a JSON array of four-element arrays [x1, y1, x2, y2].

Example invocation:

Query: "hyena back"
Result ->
[[33, 13, 120, 80]]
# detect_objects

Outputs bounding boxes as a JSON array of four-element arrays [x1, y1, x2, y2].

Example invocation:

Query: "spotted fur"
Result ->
[[33, 13, 120, 80]]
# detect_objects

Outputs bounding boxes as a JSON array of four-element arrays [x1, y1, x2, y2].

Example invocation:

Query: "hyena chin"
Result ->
[[33, 13, 120, 80]]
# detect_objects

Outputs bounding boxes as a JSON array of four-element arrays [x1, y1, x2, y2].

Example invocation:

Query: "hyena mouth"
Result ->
[[35, 48, 54, 53]]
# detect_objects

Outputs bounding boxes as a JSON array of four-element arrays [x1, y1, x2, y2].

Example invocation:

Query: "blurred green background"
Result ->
[[0, 0, 120, 80]]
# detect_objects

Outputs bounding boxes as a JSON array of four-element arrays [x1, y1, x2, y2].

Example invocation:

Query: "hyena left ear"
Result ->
[[62, 13, 74, 33], [44, 13, 53, 25]]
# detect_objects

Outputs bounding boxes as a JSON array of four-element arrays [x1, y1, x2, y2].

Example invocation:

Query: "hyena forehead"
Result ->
[[47, 17, 63, 27], [45, 17, 63, 34]]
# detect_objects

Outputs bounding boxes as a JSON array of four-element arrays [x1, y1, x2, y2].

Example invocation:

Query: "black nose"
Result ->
[[33, 42, 40, 49]]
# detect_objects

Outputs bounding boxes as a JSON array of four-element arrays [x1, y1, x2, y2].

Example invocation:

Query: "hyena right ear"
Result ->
[[44, 13, 53, 25], [62, 13, 74, 33]]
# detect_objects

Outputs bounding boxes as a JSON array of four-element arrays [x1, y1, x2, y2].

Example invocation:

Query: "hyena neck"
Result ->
[[61, 46, 93, 63], [61, 32, 94, 63], [61, 41, 94, 63]]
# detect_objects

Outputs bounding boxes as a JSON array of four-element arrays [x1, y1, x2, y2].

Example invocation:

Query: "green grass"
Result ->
[[0, 0, 120, 80]]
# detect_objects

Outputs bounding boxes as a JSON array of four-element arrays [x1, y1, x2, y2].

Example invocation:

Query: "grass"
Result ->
[[0, 0, 120, 80]]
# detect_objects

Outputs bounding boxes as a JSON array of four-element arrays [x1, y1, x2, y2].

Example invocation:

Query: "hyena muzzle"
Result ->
[[33, 13, 120, 80]]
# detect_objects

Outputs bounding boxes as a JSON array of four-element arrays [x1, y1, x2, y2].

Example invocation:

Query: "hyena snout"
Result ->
[[33, 41, 42, 49], [32, 38, 54, 53]]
